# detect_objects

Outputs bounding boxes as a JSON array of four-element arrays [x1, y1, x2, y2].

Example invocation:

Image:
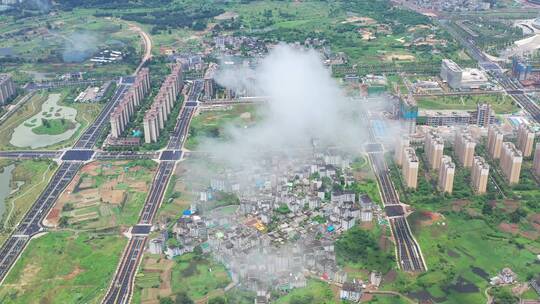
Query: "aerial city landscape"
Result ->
[[1, 0, 540, 303]]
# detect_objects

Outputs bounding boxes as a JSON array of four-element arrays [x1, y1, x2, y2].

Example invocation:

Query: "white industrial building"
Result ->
[[440, 59, 489, 90]]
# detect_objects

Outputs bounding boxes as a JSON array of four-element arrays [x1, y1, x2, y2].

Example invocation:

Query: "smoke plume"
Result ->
[[27, 0, 52, 12], [183, 45, 401, 292], [62, 32, 99, 63], [206, 44, 370, 165]]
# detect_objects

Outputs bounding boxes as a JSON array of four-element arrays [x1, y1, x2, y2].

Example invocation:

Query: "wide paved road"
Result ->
[[0, 151, 63, 159], [0, 28, 160, 285], [74, 83, 130, 149], [440, 19, 540, 123], [167, 106, 196, 150], [0, 161, 81, 283], [0, 81, 131, 285], [102, 83, 200, 304], [363, 106, 426, 272], [368, 151, 426, 272]]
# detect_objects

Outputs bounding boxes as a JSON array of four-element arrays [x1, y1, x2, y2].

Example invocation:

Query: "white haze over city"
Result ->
[[185, 44, 398, 289], [205, 44, 373, 164]]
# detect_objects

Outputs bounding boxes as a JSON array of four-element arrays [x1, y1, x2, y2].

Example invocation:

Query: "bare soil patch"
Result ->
[[62, 266, 83, 280], [416, 211, 443, 226], [451, 200, 470, 212], [383, 270, 397, 283], [501, 200, 520, 213], [499, 222, 519, 234]]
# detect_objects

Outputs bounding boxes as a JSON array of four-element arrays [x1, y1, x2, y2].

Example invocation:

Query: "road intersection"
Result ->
[[0, 76, 202, 297], [101, 80, 201, 304], [364, 112, 427, 273]]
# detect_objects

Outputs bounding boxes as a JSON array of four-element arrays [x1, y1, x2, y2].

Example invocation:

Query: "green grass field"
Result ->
[[385, 149, 540, 303], [0, 10, 139, 79], [351, 179, 382, 204], [170, 253, 231, 300], [417, 94, 517, 114], [0, 160, 56, 245], [43, 91, 103, 150], [406, 214, 540, 303], [31, 118, 76, 135], [274, 279, 335, 304], [135, 272, 161, 289], [0, 231, 126, 304], [366, 295, 411, 304], [0, 92, 46, 150], [185, 104, 259, 150], [0, 89, 102, 151]]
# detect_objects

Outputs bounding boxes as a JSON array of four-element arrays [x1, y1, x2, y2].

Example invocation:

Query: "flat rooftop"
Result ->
[[503, 142, 522, 157], [442, 59, 462, 72], [419, 110, 471, 117], [0, 73, 12, 82]]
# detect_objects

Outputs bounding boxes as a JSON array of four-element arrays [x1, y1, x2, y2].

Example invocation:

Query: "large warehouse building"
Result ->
[[440, 59, 489, 90]]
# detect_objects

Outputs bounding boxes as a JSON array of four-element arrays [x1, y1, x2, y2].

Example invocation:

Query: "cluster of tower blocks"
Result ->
[[396, 123, 539, 196], [110, 68, 151, 138], [143, 64, 183, 143], [109, 64, 184, 143]]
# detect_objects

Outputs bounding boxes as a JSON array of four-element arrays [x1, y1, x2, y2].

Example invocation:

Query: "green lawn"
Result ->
[[405, 214, 540, 303], [367, 295, 410, 304], [186, 104, 259, 150], [0, 160, 56, 245], [31, 118, 76, 135], [0, 92, 46, 150], [417, 94, 517, 114], [352, 155, 368, 171], [0, 10, 139, 79], [135, 272, 161, 289], [170, 253, 231, 300], [0, 231, 126, 304], [385, 149, 540, 303], [351, 179, 382, 204], [0, 89, 103, 151], [274, 280, 335, 304], [42, 91, 103, 151]]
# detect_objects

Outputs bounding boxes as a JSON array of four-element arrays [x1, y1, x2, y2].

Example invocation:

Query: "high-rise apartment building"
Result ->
[[500, 142, 522, 185], [425, 130, 444, 170], [203, 62, 217, 100], [143, 110, 160, 144], [402, 147, 419, 189], [455, 130, 476, 167], [109, 68, 151, 139], [473, 103, 495, 127], [517, 123, 535, 157], [394, 93, 418, 135], [533, 143, 540, 177], [438, 155, 455, 194], [487, 126, 504, 160], [0, 74, 16, 105], [471, 156, 489, 194], [394, 136, 410, 166], [143, 63, 183, 143]]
